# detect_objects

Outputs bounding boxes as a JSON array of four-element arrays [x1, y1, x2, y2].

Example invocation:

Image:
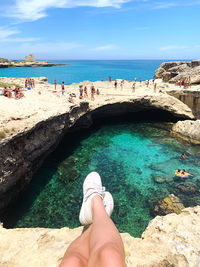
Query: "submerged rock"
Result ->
[[58, 156, 80, 184], [152, 174, 173, 183], [175, 183, 198, 195], [152, 194, 185, 216]]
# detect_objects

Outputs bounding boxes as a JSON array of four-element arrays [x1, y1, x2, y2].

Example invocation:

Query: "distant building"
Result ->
[[25, 54, 36, 62]]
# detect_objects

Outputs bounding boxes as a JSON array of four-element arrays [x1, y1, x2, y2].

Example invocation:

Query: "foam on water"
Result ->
[[2, 122, 200, 237]]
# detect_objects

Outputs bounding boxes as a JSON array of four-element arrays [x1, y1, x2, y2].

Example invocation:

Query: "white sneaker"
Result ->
[[79, 172, 104, 225], [79, 172, 114, 225]]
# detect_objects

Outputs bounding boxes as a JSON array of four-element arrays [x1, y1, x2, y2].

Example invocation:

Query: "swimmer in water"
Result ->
[[181, 153, 186, 160]]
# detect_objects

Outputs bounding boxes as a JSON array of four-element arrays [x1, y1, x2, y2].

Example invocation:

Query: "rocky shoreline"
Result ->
[[155, 60, 200, 84], [0, 55, 66, 68], [0, 61, 66, 68]]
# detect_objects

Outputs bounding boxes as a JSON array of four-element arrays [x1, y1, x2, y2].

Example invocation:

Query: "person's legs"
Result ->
[[60, 172, 126, 267], [59, 226, 91, 267], [88, 195, 126, 267]]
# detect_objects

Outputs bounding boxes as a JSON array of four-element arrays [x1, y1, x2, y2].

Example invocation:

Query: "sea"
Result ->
[[0, 60, 166, 84]]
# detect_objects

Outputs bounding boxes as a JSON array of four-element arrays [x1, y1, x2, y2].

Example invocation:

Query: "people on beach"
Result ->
[[2, 87, 11, 98], [2, 86, 25, 99], [68, 93, 75, 104], [101, 77, 104, 82], [84, 86, 88, 98], [120, 81, 123, 90], [97, 88, 100, 95], [154, 83, 157, 93], [79, 85, 83, 99], [114, 80, 117, 89], [132, 82, 135, 92], [146, 80, 149, 87], [54, 78, 57, 90], [24, 78, 35, 89], [91, 85, 95, 100], [140, 77, 142, 83], [61, 82, 65, 96], [134, 77, 137, 82], [59, 172, 126, 267], [109, 76, 112, 82]]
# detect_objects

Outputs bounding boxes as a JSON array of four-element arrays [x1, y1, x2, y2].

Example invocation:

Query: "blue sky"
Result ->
[[0, 0, 200, 60]]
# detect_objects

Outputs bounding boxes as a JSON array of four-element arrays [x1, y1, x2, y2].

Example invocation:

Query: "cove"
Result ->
[[2, 114, 200, 237]]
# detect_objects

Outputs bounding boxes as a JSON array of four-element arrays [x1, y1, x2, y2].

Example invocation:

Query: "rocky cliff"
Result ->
[[0, 93, 194, 215], [172, 119, 200, 144], [155, 60, 200, 83], [0, 206, 199, 267]]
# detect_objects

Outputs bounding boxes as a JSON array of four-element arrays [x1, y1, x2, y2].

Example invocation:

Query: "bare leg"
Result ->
[[59, 227, 91, 267], [88, 195, 126, 267]]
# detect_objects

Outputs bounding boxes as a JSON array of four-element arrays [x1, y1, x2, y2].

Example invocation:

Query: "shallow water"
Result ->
[[2, 122, 200, 237]]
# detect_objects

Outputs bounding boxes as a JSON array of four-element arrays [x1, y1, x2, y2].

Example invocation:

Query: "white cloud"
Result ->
[[151, 2, 178, 9], [0, 26, 39, 43], [6, 0, 131, 21], [160, 45, 188, 51], [0, 26, 19, 39], [93, 44, 119, 50]]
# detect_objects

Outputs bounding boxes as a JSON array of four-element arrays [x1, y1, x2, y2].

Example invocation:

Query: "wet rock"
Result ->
[[152, 194, 185, 216], [175, 183, 198, 195]]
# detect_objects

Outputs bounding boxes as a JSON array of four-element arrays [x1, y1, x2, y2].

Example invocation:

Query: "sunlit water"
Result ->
[[2, 122, 200, 237], [0, 60, 164, 84]]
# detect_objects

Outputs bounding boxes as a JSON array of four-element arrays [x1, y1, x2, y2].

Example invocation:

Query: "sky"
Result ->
[[0, 0, 200, 60]]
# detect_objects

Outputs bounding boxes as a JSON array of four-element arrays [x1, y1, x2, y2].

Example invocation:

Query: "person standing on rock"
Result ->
[[54, 78, 57, 91], [61, 82, 65, 96], [114, 80, 117, 89], [59, 172, 126, 267], [132, 82, 135, 92], [154, 83, 157, 93], [84, 86, 88, 98]]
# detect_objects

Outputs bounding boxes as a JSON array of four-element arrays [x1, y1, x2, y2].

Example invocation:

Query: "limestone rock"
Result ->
[[0, 206, 200, 266], [25, 54, 36, 62], [0, 57, 10, 63], [152, 194, 185, 216], [155, 60, 200, 84], [172, 119, 200, 143]]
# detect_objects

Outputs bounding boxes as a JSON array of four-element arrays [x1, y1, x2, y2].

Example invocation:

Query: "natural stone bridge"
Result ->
[[0, 93, 194, 214]]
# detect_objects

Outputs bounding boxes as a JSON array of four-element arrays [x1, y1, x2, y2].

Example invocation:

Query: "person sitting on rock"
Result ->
[[59, 172, 126, 267]]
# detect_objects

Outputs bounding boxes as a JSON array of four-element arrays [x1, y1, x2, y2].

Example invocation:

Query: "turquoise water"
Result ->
[[2, 121, 200, 237], [0, 60, 164, 84]]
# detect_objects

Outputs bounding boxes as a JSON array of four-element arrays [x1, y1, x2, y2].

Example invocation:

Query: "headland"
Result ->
[[0, 54, 66, 68]]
